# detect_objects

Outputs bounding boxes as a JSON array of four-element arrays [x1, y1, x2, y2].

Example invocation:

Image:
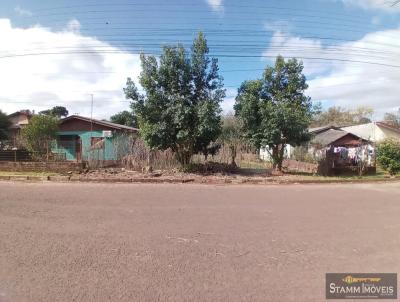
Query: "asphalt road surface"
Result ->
[[0, 182, 399, 302]]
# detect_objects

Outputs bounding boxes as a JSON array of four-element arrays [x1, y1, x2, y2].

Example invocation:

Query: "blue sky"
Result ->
[[0, 0, 399, 118]]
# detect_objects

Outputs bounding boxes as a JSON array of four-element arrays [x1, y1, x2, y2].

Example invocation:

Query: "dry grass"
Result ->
[[0, 171, 58, 177]]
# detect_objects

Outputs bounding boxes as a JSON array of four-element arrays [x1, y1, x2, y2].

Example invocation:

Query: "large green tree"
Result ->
[[110, 110, 137, 127], [125, 32, 225, 166], [0, 110, 11, 140], [235, 55, 314, 171], [39, 106, 69, 118], [21, 115, 59, 160]]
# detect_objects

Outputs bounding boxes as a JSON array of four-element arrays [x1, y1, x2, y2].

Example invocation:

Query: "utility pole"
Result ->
[[90, 93, 94, 136]]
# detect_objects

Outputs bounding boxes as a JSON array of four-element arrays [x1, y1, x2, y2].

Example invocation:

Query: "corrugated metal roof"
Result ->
[[60, 115, 138, 132], [309, 125, 341, 134], [311, 129, 349, 146]]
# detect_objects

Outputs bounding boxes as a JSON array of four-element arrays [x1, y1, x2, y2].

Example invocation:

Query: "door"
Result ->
[[75, 136, 82, 162]]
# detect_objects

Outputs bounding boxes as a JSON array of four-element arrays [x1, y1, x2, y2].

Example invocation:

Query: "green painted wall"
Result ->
[[53, 130, 126, 161]]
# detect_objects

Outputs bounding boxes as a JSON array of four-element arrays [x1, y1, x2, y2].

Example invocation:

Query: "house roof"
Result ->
[[376, 122, 400, 134], [309, 125, 341, 134], [311, 129, 348, 146], [7, 111, 33, 118], [311, 129, 367, 147], [59, 115, 138, 132]]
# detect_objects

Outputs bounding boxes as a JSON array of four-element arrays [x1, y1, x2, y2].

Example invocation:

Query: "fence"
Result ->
[[0, 161, 85, 173], [0, 150, 32, 162]]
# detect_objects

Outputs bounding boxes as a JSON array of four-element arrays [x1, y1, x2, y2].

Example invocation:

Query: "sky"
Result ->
[[0, 0, 399, 119]]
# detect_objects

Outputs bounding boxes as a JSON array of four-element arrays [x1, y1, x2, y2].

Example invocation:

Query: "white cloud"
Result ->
[[264, 21, 292, 33], [221, 88, 237, 114], [205, 0, 224, 12], [66, 19, 81, 33], [262, 31, 336, 77], [14, 5, 33, 16], [263, 27, 400, 117], [0, 19, 141, 119]]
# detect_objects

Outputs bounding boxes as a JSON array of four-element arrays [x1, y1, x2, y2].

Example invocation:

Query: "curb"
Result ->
[[0, 174, 399, 185]]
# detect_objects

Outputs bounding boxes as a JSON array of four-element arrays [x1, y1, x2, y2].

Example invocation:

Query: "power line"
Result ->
[[1, 50, 399, 69]]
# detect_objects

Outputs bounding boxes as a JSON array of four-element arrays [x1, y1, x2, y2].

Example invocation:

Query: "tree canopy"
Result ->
[[39, 106, 69, 118], [383, 109, 400, 128], [21, 115, 59, 159], [377, 139, 400, 175], [235, 55, 314, 170], [311, 106, 373, 127], [125, 32, 225, 166], [110, 110, 137, 128], [0, 110, 11, 140]]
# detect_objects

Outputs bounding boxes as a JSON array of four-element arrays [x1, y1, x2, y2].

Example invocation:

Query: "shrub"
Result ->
[[377, 139, 400, 175], [21, 115, 58, 160]]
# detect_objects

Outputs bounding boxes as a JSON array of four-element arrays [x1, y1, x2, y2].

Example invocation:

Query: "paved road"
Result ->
[[0, 182, 399, 302]]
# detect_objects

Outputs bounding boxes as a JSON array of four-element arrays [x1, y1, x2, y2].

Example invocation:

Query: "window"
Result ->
[[90, 137, 105, 149]]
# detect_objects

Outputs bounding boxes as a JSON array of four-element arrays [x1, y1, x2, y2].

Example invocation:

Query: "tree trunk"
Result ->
[[272, 144, 285, 172], [277, 144, 285, 171], [176, 150, 192, 168], [46, 140, 49, 162], [229, 145, 237, 167], [271, 145, 278, 170]]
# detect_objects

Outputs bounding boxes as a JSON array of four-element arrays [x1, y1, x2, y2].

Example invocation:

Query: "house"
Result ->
[[7, 110, 33, 147], [341, 122, 400, 143], [260, 125, 374, 173], [310, 127, 376, 175], [310, 128, 367, 149], [259, 125, 340, 161], [53, 115, 138, 164]]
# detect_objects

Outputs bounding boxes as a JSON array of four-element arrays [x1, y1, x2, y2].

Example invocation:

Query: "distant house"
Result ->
[[310, 128, 368, 148], [341, 122, 400, 143], [53, 115, 138, 164], [260, 125, 371, 161], [7, 110, 33, 147], [259, 126, 340, 161]]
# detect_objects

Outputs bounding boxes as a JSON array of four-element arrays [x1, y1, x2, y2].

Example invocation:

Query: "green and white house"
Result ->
[[53, 115, 138, 163]]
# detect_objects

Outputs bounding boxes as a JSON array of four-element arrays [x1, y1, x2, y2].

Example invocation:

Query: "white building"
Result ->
[[341, 122, 400, 143], [259, 144, 294, 161]]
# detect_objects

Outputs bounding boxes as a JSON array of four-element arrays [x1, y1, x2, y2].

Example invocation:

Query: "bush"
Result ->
[[121, 137, 179, 171], [377, 139, 400, 175], [292, 146, 317, 163], [21, 115, 58, 160]]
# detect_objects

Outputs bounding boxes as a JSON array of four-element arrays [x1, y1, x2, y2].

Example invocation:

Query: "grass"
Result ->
[[0, 171, 58, 177], [239, 160, 272, 170]]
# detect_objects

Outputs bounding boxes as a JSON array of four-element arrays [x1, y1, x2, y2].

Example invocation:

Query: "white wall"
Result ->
[[342, 123, 400, 143], [260, 144, 293, 161]]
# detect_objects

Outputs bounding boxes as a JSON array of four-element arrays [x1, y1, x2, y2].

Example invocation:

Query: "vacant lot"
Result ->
[[0, 182, 399, 302]]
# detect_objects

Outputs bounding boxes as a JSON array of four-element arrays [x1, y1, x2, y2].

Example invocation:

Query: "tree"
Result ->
[[234, 80, 263, 151], [21, 115, 59, 160], [125, 32, 225, 166], [220, 114, 243, 166], [0, 110, 11, 140], [383, 109, 400, 128], [110, 110, 137, 127], [235, 55, 314, 171], [311, 106, 373, 127], [39, 106, 69, 118], [377, 138, 400, 175]]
